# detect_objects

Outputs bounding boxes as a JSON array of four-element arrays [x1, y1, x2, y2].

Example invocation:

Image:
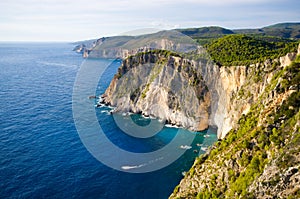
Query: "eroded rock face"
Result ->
[[202, 50, 298, 138], [249, 161, 300, 198], [103, 51, 210, 131], [103, 43, 299, 139]]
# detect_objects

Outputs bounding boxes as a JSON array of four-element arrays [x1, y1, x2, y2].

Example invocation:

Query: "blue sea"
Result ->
[[0, 42, 217, 198]]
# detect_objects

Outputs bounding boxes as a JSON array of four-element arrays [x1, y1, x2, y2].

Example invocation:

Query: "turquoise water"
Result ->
[[0, 42, 217, 198]]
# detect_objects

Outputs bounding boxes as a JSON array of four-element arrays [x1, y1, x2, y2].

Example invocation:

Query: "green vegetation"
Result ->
[[204, 34, 298, 66], [127, 49, 182, 60], [179, 26, 234, 38], [179, 23, 300, 45], [178, 26, 234, 45], [261, 23, 300, 38]]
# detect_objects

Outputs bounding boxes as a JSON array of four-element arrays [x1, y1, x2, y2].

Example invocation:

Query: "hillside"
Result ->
[[234, 22, 300, 39], [170, 45, 300, 198], [178, 26, 234, 38], [179, 23, 300, 45], [205, 34, 298, 66]]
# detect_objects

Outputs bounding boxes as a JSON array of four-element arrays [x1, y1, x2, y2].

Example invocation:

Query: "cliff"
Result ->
[[102, 50, 211, 131], [102, 44, 298, 138], [206, 50, 297, 138], [169, 44, 300, 198]]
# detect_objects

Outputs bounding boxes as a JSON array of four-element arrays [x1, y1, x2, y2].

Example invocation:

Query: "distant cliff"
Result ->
[[73, 37, 106, 58], [73, 31, 199, 59]]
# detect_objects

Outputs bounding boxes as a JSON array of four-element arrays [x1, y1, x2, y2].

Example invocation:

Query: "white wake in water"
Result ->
[[121, 164, 146, 170], [37, 61, 77, 68]]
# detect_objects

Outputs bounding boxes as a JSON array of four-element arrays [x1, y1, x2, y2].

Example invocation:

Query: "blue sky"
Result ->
[[1, 0, 299, 41]]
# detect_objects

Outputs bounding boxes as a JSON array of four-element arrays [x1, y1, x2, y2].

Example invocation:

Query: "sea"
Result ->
[[0, 42, 217, 199]]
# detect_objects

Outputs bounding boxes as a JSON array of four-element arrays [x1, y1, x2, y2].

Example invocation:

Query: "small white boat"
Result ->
[[180, 145, 192, 150], [200, 147, 208, 151]]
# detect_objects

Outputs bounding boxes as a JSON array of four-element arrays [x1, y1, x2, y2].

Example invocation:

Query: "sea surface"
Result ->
[[0, 42, 217, 198]]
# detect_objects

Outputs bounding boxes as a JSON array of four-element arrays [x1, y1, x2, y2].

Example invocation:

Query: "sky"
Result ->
[[1, 0, 299, 42]]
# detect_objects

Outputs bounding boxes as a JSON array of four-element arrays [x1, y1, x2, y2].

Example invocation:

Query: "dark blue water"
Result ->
[[0, 43, 217, 199]]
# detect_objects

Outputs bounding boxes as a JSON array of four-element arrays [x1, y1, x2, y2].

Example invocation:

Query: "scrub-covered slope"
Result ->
[[170, 46, 300, 198]]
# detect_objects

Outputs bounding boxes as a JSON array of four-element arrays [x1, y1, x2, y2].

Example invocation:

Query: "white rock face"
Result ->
[[103, 44, 300, 138], [103, 52, 210, 132], [280, 52, 297, 68], [206, 45, 299, 138]]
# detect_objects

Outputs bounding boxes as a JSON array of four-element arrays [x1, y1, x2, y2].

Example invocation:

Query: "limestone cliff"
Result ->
[[102, 50, 210, 131], [207, 50, 297, 138], [169, 44, 300, 198], [102, 45, 299, 138]]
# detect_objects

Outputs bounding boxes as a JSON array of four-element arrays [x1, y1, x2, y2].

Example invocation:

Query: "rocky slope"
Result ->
[[169, 45, 300, 198]]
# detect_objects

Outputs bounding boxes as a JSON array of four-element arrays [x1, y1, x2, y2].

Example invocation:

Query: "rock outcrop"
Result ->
[[102, 51, 210, 131]]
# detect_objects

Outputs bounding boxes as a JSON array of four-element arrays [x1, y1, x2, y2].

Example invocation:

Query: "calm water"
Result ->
[[0, 43, 217, 198]]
